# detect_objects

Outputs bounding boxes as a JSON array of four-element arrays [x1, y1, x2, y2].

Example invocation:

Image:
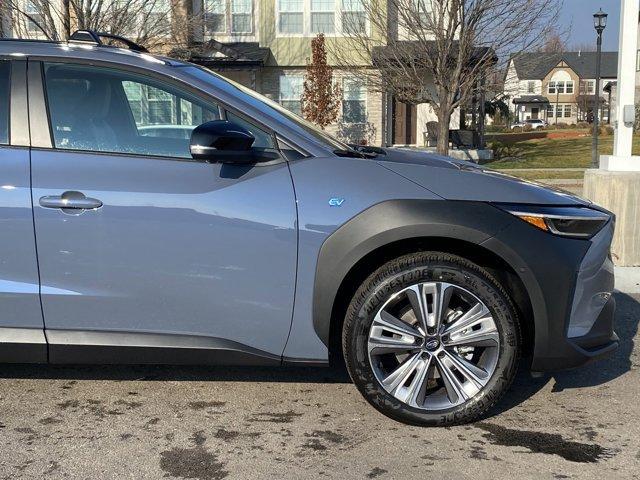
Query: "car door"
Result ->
[[28, 60, 297, 364], [0, 60, 47, 363]]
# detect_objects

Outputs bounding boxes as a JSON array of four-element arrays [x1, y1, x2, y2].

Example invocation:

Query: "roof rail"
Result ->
[[68, 30, 148, 53]]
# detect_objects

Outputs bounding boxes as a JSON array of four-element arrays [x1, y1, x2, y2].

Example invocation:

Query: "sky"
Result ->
[[560, 0, 622, 51]]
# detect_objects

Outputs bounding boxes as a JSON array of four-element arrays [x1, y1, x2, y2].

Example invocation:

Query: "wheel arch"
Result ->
[[311, 200, 537, 365]]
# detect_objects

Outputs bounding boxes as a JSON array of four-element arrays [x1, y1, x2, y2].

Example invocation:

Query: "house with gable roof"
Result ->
[[503, 51, 618, 125]]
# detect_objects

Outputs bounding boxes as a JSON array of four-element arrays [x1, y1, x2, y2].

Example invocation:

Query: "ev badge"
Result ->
[[329, 197, 345, 207]]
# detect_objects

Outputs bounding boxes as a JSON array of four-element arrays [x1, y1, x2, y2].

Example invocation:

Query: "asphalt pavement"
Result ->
[[0, 288, 638, 479]]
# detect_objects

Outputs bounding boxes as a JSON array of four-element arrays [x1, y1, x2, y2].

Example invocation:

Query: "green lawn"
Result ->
[[485, 131, 640, 170]]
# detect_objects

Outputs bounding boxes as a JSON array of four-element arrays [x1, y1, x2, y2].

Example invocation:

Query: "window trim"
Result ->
[[28, 57, 290, 163]]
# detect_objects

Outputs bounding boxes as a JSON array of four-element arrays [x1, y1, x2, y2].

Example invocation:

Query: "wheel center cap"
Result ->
[[424, 338, 440, 351]]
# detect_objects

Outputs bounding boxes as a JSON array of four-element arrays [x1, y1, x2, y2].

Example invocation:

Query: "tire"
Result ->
[[342, 251, 520, 426]]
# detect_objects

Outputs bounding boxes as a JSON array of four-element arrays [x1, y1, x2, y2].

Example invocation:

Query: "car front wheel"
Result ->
[[342, 252, 520, 426]]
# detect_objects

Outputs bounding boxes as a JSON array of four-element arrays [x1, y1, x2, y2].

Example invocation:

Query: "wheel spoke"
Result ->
[[369, 310, 423, 355], [442, 302, 498, 348], [434, 354, 469, 405], [405, 284, 428, 335], [394, 355, 432, 407], [420, 282, 453, 333], [441, 350, 489, 386], [381, 352, 423, 392]]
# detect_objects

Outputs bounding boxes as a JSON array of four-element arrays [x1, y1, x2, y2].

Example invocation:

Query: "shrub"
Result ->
[[577, 122, 590, 129], [523, 124, 533, 132]]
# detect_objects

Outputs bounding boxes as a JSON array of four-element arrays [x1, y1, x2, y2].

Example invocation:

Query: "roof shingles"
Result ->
[[511, 51, 617, 80]]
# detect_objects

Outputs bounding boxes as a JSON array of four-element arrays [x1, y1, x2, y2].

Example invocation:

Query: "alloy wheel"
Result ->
[[367, 282, 500, 410]]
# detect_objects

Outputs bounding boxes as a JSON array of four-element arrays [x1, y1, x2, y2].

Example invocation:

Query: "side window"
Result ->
[[43, 63, 221, 158], [226, 111, 275, 149], [0, 61, 10, 145]]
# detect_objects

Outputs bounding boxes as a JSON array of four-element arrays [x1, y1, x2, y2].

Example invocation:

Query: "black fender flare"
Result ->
[[312, 199, 517, 346]]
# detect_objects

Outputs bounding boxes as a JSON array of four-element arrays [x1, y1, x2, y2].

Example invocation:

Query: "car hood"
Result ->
[[375, 148, 590, 206]]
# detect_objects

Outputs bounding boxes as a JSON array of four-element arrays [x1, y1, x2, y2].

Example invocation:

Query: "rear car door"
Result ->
[[28, 60, 297, 364], [0, 60, 47, 362]]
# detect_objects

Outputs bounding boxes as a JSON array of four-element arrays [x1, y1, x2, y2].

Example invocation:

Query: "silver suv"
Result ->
[[0, 32, 617, 426]]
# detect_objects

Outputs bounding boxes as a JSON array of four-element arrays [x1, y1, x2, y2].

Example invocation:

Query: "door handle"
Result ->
[[39, 191, 103, 210]]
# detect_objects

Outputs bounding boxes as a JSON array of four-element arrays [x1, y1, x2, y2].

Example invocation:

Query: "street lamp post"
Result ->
[[591, 9, 608, 168]]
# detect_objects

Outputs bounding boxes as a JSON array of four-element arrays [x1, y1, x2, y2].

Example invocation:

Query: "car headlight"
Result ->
[[496, 204, 610, 239]]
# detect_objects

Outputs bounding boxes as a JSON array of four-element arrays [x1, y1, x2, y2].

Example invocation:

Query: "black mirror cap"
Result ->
[[190, 120, 255, 161]]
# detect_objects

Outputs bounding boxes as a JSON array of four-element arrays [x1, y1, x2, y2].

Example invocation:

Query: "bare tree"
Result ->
[[302, 34, 342, 129], [330, 0, 562, 154], [6, 0, 198, 52], [540, 28, 567, 53]]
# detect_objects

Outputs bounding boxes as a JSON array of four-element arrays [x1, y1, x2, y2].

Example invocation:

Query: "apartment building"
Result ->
[[503, 51, 618, 124], [3, 0, 452, 146]]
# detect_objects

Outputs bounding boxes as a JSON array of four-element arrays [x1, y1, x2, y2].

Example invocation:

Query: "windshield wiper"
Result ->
[[334, 146, 382, 159]]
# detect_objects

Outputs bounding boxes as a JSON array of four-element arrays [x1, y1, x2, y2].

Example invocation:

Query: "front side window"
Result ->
[[279, 74, 304, 115], [0, 61, 9, 145], [43, 63, 221, 158], [342, 78, 366, 123]]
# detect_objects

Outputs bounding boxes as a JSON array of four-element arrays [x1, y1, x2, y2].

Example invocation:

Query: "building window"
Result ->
[[311, 0, 335, 33], [279, 74, 304, 115], [546, 104, 554, 117], [205, 0, 253, 34], [586, 80, 595, 95], [232, 0, 253, 32], [565, 81, 574, 94], [278, 0, 367, 35], [205, 0, 227, 33], [548, 80, 573, 95], [341, 0, 366, 34], [279, 0, 304, 33], [564, 104, 572, 118], [144, 0, 171, 36], [342, 77, 366, 123], [527, 81, 535, 94], [25, 1, 44, 34]]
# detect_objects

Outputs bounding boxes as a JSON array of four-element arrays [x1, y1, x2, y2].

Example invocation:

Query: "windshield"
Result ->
[[179, 65, 351, 152]]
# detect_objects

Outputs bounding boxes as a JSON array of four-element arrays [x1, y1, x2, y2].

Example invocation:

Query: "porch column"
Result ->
[[584, 0, 640, 266]]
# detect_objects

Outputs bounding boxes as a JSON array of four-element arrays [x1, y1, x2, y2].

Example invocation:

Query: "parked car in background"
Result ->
[[0, 32, 618, 427], [511, 119, 547, 130]]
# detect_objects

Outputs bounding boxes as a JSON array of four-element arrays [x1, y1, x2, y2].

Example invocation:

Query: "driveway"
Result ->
[[0, 289, 637, 480]]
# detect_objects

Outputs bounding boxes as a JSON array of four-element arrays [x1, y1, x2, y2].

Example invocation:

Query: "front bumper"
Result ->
[[533, 220, 618, 371], [483, 212, 618, 372]]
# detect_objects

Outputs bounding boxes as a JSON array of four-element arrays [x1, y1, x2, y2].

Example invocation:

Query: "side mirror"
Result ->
[[190, 120, 279, 164]]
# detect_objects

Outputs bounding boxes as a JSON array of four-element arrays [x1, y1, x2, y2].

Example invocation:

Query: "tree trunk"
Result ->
[[436, 106, 452, 156]]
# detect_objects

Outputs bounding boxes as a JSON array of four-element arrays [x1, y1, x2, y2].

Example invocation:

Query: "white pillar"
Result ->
[[600, 0, 640, 171]]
